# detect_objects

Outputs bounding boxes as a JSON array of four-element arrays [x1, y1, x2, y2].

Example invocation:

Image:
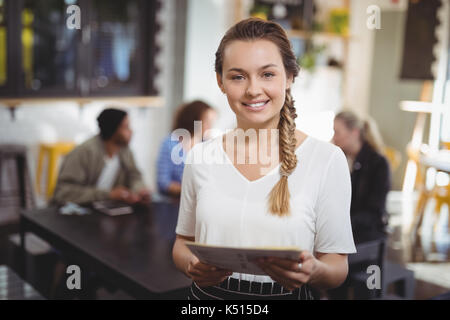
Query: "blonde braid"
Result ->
[[268, 90, 298, 216]]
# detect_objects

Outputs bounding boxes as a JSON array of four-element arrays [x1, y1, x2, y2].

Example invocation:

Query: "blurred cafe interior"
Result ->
[[0, 0, 449, 300]]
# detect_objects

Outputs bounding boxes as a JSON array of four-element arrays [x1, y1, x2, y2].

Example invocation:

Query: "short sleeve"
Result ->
[[175, 150, 197, 237], [314, 147, 356, 254]]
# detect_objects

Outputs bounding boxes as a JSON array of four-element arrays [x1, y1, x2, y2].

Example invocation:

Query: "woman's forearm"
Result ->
[[308, 253, 348, 290], [172, 236, 195, 277]]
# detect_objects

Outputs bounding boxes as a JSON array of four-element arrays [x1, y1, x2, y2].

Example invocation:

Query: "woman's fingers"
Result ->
[[259, 266, 289, 288], [260, 266, 298, 291], [191, 264, 232, 277], [192, 260, 230, 273], [193, 263, 216, 272], [265, 262, 306, 286], [263, 257, 312, 275], [256, 261, 306, 290], [263, 258, 299, 272], [187, 258, 232, 285]]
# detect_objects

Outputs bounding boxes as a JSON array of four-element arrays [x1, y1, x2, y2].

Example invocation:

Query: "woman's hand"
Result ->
[[256, 251, 318, 291], [186, 255, 233, 288]]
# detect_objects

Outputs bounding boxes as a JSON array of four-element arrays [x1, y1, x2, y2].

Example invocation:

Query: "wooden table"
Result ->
[[19, 200, 191, 299]]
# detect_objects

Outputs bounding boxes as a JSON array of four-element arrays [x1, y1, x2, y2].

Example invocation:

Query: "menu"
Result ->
[[185, 242, 303, 275]]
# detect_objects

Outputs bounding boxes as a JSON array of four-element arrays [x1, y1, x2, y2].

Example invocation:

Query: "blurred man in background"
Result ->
[[52, 108, 150, 206]]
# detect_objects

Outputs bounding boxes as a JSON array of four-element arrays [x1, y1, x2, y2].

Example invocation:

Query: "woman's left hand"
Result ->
[[255, 251, 318, 291]]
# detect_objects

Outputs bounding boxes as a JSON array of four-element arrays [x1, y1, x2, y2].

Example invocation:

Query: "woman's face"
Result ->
[[217, 39, 293, 129], [332, 118, 359, 154]]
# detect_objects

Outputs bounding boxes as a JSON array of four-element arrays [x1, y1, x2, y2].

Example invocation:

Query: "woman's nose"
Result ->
[[245, 79, 262, 97]]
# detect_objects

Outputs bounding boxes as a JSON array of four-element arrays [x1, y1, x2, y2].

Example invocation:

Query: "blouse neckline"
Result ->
[[218, 134, 312, 184]]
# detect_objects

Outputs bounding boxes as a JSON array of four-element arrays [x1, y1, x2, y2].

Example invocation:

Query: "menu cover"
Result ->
[[185, 242, 302, 275]]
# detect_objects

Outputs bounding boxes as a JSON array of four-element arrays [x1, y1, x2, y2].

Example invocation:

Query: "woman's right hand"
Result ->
[[186, 255, 232, 287]]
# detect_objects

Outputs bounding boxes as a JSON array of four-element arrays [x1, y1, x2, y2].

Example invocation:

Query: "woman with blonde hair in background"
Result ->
[[332, 110, 391, 244], [172, 18, 356, 300]]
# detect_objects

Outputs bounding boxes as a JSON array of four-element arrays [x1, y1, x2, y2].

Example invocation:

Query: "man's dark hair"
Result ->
[[97, 108, 127, 140]]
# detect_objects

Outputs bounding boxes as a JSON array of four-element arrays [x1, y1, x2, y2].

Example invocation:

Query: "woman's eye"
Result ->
[[263, 72, 275, 78], [231, 75, 244, 80]]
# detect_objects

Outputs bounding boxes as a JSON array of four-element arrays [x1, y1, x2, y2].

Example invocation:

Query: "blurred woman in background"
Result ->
[[156, 100, 217, 197], [332, 110, 391, 244]]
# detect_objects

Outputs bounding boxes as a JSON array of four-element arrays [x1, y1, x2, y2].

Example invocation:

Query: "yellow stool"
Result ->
[[409, 160, 430, 234], [36, 142, 75, 199], [431, 183, 450, 233], [410, 141, 450, 234], [432, 141, 450, 233]]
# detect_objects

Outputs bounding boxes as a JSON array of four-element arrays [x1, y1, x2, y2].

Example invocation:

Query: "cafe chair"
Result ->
[[347, 238, 386, 299], [36, 142, 75, 199], [0, 144, 35, 209], [430, 180, 450, 234], [410, 148, 450, 235], [347, 239, 415, 299], [0, 144, 35, 267]]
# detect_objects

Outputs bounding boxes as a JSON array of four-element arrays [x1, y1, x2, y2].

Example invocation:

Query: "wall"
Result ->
[[183, 0, 239, 131], [368, 10, 423, 190]]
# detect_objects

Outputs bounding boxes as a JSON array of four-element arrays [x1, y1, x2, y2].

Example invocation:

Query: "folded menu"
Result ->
[[185, 242, 302, 275]]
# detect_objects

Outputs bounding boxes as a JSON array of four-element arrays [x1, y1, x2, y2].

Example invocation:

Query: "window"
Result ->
[[21, 0, 78, 94], [1, 0, 160, 97]]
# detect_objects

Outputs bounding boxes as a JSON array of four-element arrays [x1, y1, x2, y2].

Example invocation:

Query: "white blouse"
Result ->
[[175, 134, 356, 283]]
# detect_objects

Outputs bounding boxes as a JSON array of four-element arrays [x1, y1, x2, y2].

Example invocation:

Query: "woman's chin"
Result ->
[[239, 114, 280, 129]]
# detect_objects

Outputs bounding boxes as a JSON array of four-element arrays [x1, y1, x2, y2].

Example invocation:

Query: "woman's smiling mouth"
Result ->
[[242, 100, 270, 111]]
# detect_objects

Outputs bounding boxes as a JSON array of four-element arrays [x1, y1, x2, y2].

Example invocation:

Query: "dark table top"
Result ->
[[20, 200, 191, 296]]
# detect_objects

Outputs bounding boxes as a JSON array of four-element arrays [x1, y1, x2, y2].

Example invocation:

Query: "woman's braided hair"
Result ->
[[215, 18, 300, 216]]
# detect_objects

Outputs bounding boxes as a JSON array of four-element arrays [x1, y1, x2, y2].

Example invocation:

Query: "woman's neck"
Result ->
[[231, 117, 281, 163], [235, 116, 280, 141]]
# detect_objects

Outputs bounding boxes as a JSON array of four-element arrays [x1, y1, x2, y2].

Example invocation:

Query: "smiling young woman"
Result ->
[[172, 18, 356, 300]]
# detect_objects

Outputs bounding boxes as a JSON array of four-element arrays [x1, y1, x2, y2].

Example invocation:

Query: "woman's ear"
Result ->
[[216, 73, 225, 94]]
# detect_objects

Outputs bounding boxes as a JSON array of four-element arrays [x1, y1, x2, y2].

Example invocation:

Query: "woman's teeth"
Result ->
[[244, 101, 267, 108]]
